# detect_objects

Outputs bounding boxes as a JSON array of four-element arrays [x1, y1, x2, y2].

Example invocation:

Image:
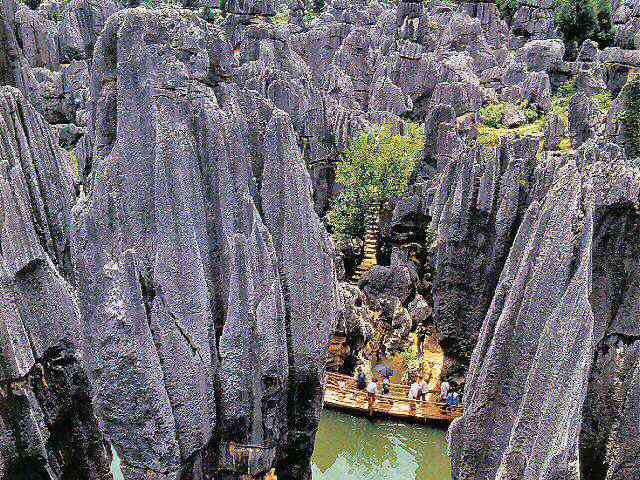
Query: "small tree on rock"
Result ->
[[554, 0, 614, 49], [622, 73, 640, 159], [327, 121, 424, 243]]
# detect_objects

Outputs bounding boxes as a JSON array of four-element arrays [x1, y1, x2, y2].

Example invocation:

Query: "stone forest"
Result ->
[[0, 0, 639, 479]]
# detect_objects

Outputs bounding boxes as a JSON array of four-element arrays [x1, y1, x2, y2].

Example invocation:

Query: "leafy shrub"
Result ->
[[593, 91, 613, 115], [550, 80, 575, 119], [478, 103, 506, 129], [272, 7, 289, 24], [523, 105, 540, 123], [326, 191, 367, 243], [591, 0, 615, 47], [479, 102, 539, 129], [476, 122, 545, 149], [399, 345, 420, 374], [556, 79, 576, 101], [554, 0, 615, 48], [326, 121, 424, 243], [622, 74, 640, 159], [496, 0, 518, 20]]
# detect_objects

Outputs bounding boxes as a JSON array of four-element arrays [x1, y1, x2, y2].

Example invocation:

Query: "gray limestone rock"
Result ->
[[568, 92, 597, 148], [447, 151, 640, 479], [449, 159, 596, 480], [13, 3, 60, 70], [501, 102, 526, 127], [521, 70, 551, 110], [359, 264, 415, 306], [578, 39, 600, 63], [58, 0, 119, 63], [2, 2, 640, 479], [575, 65, 608, 97], [543, 112, 568, 151], [0, 85, 111, 480], [430, 81, 484, 116], [516, 39, 565, 72], [72, 9, 339, 479], [423, 103, 457, 169]]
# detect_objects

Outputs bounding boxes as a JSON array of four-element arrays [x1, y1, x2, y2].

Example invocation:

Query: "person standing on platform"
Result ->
[[440, 379, 450, 400], [418, 376, 429, 401], [356, 368, 367, 390], [366, 376, 378, 416]]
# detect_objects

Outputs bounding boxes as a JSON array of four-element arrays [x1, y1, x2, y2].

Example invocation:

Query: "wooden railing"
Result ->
[[325, 372, 463, 422]]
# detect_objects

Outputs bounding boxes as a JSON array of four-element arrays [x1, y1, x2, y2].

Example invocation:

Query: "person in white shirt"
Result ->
[[408, 380, 421, 400], [418, 377, 429, 401], [366, 378, 378, 416], [440, 380, 450, 400]]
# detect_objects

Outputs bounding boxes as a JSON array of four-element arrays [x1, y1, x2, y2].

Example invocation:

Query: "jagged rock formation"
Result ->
[[1, 3, 342, 479], [1, 0, 640, 479], [0, 85, 111, 479], [613, 0, 640, 49], [447, 152, 640, 480], [74, 9, 340, 480]]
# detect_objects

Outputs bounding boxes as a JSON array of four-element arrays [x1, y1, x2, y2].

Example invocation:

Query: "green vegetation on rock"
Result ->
[[476, 80, 612, 152], [477, 101, 545, 149], [554, 0, 615, 48], [327, 122, 424, 243], [593, 91, 613, 115], [273, 7, 290, 24], [622, 74, 640, 159], [550, 79, 575, 119], [496, 0, 518, 20]]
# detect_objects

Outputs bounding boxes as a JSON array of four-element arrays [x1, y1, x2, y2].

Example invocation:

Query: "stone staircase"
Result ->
[[350, 204, 380, 285]]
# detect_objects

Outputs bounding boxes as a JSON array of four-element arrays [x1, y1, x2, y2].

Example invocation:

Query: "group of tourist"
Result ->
[[355, 367, 462, 415], [439, 380, 462, 413], [356, 368, 390, 415], [407, 375, 430, 401], [408, 375, 461, 411]]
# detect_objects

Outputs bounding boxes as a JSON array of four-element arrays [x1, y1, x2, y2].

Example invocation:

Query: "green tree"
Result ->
[[326, 122, 424, 243], [592, 0, 615, 47], [554, 0, 614, 48], [622, 74, 640, 159], [496, 0, 518, 21]]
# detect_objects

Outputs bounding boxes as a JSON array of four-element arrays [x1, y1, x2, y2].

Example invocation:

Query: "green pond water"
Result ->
[[311, 409, 451, 480], [111, 409, 451, 479]]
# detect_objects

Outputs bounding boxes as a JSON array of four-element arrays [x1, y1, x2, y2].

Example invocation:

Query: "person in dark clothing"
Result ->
[[356, 368, 367, 390], [382, 377, 390, 395]]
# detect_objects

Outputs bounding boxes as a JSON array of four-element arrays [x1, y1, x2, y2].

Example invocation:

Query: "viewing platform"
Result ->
[[323, 372, 463, 426]]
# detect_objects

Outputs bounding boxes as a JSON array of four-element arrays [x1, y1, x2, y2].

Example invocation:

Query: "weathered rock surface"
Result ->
[[1, 4, 343, 479], [1, 1, 640, 479], [70, 9, 340, 479], [446, 155, 640, 480], [0, 85, 111, 479]]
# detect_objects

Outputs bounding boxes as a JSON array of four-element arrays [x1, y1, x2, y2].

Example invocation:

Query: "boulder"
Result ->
[[577, 39, 600, 63], [359, 264, 415, 305], [515, 39, 565, 72], [501, 102, 526, 127], [521, 70, 551, 110]]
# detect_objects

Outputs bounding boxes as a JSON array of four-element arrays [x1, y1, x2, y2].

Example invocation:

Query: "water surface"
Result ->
[[111, 409, 452, 479], [312, 409, 451, 480]]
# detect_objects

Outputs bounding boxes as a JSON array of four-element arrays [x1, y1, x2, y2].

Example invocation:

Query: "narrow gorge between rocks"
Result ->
[[1, 0, 640, 479], [111, 412, 451, 480]]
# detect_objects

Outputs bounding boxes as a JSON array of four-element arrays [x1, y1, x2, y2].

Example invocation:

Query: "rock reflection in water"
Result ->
[[312, 409, 451, 480]]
